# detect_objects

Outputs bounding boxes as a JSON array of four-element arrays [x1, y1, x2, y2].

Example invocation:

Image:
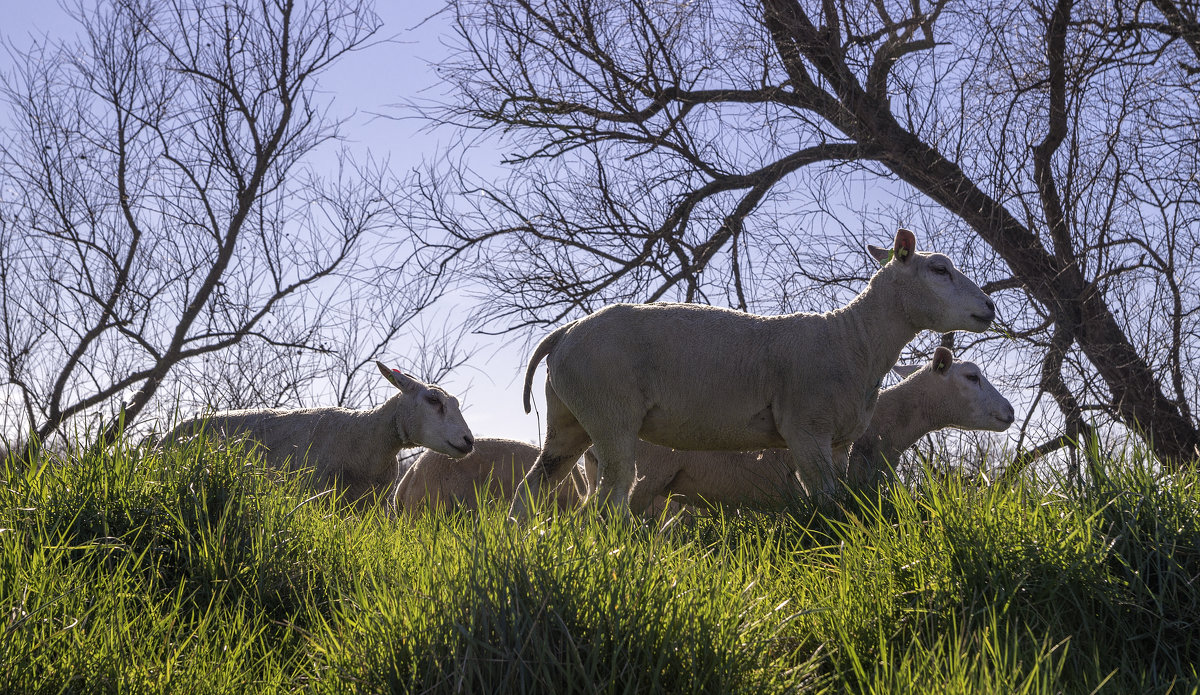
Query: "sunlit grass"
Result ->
[[1, 437, 1198, 693]]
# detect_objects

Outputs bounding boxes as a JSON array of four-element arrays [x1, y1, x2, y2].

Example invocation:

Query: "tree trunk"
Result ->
[[760, 0, 1199, 464]]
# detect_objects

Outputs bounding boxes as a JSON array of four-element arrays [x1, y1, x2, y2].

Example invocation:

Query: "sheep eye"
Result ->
[[424, 394, 441, 406], [931, 265, 949, 276], [966, 374, 980, 383]]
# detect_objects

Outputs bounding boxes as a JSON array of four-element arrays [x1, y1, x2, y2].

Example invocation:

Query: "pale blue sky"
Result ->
[[1, 0, 548, 443]]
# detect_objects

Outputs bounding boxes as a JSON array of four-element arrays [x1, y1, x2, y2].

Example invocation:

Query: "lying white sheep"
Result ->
[[392, 437, 585, 513], [164, 361, 474, 505], [510, 229, 996, 519], [582, 347, 1014, 513]]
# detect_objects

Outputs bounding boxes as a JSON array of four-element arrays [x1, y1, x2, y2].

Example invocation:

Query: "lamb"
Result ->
[[581, 347, 1015, 513], [510, 229, 996, 520], [163, 361, 474, 505], [392, 437, 585, 513]]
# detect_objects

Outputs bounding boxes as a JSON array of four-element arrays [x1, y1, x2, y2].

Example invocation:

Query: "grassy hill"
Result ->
[[1, 439, 1197, 693]]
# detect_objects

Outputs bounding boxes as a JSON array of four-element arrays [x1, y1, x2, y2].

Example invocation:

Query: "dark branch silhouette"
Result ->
[[414, 0, 1200, 465]]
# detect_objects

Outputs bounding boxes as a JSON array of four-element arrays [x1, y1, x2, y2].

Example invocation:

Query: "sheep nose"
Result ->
[[984, 297, 995, 313], [462, 434, 475, 451], [998, 408, 1015, 426]]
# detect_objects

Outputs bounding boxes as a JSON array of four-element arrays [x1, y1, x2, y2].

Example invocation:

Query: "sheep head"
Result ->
[[376, 361, 474, 458], [894, 347, 1015, 432], [868, 229, 996, 334]]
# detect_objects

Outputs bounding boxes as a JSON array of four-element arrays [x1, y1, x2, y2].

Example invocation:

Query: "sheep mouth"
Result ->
[[992, 414, 1015, 429], [449, 441, 474, 455], [970, 312, 995, 326]]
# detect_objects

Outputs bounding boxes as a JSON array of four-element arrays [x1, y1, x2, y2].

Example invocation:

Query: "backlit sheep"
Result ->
[[511, 229, 995, 519], [164, 361, 474, 505], [393, 437, 584, 513], [582, 347, 1014, 513]]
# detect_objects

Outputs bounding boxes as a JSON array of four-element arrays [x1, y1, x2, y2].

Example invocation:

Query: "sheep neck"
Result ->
[[822, 268, 921, 390], [366, 393, 409, 454], [854, 376, 952, 468]]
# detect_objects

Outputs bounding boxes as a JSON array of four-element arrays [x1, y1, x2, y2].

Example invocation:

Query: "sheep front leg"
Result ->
[[843, 444, 889, 495], [627, 461, 681, 517], [839, 443, 876, 488], [779, 427, 839, 502]]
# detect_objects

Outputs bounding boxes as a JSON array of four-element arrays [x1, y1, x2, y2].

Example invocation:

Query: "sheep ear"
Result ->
[[867, 244, 892, 266], [891, 364, 921, 378], [893, 228, 917, 261], [376, 360, 421, 392], [931, 346, 954, 373]]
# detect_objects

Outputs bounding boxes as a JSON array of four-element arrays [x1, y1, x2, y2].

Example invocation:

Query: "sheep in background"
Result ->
[[844, 347, 1015, 488], [511, 229, 996, 520], [583, 347, 1014, 514], [163, 361, 474, 506], [393, 438, 584, 514]]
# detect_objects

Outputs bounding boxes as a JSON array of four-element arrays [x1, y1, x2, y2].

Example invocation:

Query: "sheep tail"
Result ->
[[523, 321, 575, 414]]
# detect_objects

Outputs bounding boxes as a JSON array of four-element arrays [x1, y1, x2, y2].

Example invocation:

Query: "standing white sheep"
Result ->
[[164, 361, 474, 505], [583, 347, 1015, 513], [510, 229, 996, 519], [392, 438, 585, 513]]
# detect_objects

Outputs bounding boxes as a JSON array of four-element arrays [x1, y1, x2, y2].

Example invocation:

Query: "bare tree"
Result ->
[[0, 0, 451, 453], [413, 0, 1200, 465]]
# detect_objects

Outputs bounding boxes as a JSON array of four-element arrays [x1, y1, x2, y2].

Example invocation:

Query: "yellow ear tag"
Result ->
[[937, 360, 946, 370], [898, 248, 909, 258]]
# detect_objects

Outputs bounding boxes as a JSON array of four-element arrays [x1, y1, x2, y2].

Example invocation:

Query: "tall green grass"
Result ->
[[1, 438, 1197, 693]]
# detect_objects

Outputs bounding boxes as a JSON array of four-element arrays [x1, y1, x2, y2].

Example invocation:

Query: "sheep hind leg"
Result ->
[[587, 436, 640, 519], [509, 391, 592, 522]]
